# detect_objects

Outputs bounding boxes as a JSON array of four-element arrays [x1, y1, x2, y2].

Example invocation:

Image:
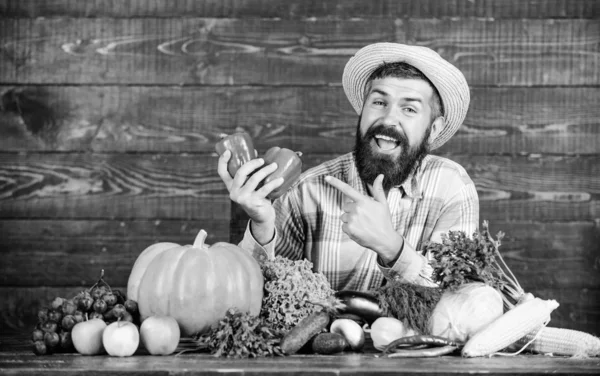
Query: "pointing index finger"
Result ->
[[325, 175, 364, 202]]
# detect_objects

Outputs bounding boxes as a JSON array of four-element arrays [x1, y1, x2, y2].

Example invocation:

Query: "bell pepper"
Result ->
[[262, 146, 303, 200], [214, 132, 256, 178]]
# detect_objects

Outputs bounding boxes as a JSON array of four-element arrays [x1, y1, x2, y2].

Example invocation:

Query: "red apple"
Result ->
[[140, 315, 180, 355], [103, 320, 139, 357], [71, 318, 107, 355]]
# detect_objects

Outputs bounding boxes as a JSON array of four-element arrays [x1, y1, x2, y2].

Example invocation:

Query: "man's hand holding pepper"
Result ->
[[217, 150, 284, 244], [325, 174, 404, 265]]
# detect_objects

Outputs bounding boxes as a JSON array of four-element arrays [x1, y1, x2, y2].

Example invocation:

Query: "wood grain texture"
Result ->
[[0, 0, 598, 343], [0, 153, 228, 219], [1, 0, 598, 19], [1, 18, 597, 85], [1, 219, 597, 290], [1, 153, 598, 221], [1, 86, 598, 155], [406, 18, 600, 86], [0, 352, 600, 376], [0, 219, 230, 287], [490, 222, 600, 290]]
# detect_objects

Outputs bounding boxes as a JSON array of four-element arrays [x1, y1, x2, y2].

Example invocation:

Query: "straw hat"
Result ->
[[342, 43, 470, 150]]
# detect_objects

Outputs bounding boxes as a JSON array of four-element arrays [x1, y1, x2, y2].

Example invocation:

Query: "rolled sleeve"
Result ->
[[378, 238, 437, 287], [237, 221, 277, 263]]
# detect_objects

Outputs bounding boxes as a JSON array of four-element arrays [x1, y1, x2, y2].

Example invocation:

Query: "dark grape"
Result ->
[[33, 340, 47, 355], [91, 286, 107, 300], [59, 331, 74, 351], [72, 295, 81, 309], [48, 309, 63, 323], [62, 300, 77, 316], [41, 320, 58, 333], [93, 298, 108, 314], [89, 311, 104, 320], [61, 315, 76, 331], [121, 311, 134, 323], [112, 289, 126, 305], [32, 329, 44, 342], [102, 292, 118, 306], [44, 331, 60, 349], [37, 308, 49, 322], [73, 310, 84, 324], [50, 297, 64, 310], [112, 304, 126, 319], [78, 296, 94, 312], [124, 300, 138, 314]]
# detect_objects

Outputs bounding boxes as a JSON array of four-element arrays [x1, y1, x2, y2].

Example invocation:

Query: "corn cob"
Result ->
[[514, 327, 600, 357], [462, 297, 559, 357]]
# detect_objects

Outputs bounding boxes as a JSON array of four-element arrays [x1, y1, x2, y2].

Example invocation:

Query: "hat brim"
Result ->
[[342, 43, 470, 150]]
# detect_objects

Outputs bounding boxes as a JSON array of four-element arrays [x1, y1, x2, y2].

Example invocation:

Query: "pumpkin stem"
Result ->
[[193, 229, 208, 248]]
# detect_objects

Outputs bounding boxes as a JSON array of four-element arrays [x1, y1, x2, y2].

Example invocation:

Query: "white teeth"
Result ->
[[374, 134, 397, 142]]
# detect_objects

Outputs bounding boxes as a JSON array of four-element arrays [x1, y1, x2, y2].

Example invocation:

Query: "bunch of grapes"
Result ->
[[32, 269, 140, 355]]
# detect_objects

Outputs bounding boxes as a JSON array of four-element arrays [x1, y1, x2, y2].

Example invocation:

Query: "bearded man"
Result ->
[[217, 43, 479, 291]]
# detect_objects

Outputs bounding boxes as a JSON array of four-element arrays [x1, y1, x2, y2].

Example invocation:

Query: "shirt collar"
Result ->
[[344, 152, 427, 200]]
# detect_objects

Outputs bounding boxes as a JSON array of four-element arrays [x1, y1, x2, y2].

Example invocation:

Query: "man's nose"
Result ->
[[381, 106, 401, 127]]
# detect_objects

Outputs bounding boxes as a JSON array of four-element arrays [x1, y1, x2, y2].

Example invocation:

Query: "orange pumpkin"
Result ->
[[126, 229, 263, 336]]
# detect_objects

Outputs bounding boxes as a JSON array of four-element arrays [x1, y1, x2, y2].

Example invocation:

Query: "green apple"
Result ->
[[72, 318, 107, 355], [140, 315, 180, 355], [103, 320, 139, 357]]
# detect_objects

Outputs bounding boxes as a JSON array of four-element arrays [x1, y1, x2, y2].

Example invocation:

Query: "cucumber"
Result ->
[[280, 311, 330, 355], [311, 332, 348, 355]]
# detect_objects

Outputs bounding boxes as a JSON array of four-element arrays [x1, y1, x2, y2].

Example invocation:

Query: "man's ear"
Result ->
[[428, 116, 445, 145]]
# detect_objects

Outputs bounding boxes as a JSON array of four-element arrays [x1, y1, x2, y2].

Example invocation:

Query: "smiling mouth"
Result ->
[[373, 134, 400, 151]]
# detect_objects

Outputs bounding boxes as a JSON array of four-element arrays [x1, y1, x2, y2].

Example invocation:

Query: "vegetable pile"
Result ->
[[127, 229, 263, 337], [177, 255, 336, 358], [423, 221, 600, 358], [260, 256, 334, 332], [181, 309, 283, 358], [31, 270, 141, 356], [425, 220, 524, 309], [373, 281, 443, 334]]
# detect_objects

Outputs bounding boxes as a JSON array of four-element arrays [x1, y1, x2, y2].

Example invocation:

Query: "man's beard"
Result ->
[[353, 120, 431, 191]]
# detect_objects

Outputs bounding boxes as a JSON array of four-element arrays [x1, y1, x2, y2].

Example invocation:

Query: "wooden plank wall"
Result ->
[[0, 0, 599, 343]]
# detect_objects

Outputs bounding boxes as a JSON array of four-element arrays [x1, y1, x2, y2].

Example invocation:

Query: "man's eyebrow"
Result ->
[[402, 97, 423, 104], [368, 88, 390, 97], [367, 89, 423, 104]]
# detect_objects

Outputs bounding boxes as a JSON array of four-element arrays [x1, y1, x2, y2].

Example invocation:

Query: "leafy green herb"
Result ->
[[178, 309, 284, 358], [260, 256, 335, 332], [422, 221, 524, 308], [372, 281, 443, 334]]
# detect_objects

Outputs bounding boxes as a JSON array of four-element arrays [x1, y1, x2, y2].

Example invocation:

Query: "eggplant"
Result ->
[[334, 290, 384, 325]]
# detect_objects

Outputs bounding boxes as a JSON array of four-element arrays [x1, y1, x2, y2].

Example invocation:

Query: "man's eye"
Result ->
[[373, 100, 385, 106], [404, 107, 417, 114]]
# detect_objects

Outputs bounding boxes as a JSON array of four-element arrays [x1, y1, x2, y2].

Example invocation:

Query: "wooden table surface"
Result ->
[[1, 351, 600, 376], [2, 332, 600, 376]]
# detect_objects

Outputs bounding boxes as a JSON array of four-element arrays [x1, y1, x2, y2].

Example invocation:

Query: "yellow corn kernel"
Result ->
[[462, 297, 559, 357], [515, 327, 600, 357]]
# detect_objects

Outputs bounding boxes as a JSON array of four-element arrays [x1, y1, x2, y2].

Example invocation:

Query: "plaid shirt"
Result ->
[[239, 152, 479, 292]]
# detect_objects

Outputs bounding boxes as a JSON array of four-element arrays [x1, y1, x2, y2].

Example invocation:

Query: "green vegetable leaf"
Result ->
[[424, 221, 512, 292]]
